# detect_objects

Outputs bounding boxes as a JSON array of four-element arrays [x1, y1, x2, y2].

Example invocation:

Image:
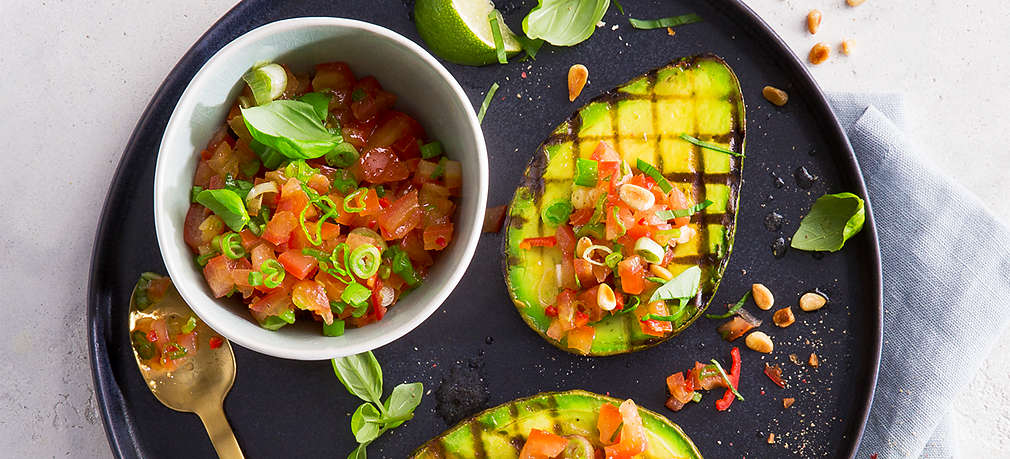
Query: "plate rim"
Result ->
[[87, 1, 883, 457]]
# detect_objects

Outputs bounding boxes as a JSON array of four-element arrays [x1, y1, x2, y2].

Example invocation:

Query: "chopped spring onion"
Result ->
[[612, 207, 627, 236], [325, 142, 359, 168], [257, 259, 286, 289], [655, 199, 714, 220], [629, 14, 703, 30], [633, 237, 664, 263], [181, 316, 198, 334], [588, 193, 608, 226], [285, 160, 319, 182], [711, 358, 745, 401], [385, 246, 420, 287], [679, 133, 744, 158], [647, 276, 667, 284], [191, 186, 203, 203], [331, 168, 358, 194], [705, 291, 752, 320], [242, 63, 288, 106], [542, 201, 574, 226], [430, 158, 446, 179], [581, 244, 613, 266], [219, 233, 246, 259], [574, 158, 599, 187], [613, 0, 626, 15], [323, 319, 346, 337], [195, 251, 218, 267], [350, 244, 382, 279], [641, 312, 686, 322], [343, 188, 368, 213], [165, 343, 188, 360], [374, 185, 386, 198], [477, 82, 499, 124], [618, 296, 641, 314], [635, 159, 673, 193], [604, 251, 624, 269], [488, 10, 508, 64], [575, 223, 605, 239], [131, 331, 155, 360], [420, 141, 443, 159], [341, 281, 372, 307]]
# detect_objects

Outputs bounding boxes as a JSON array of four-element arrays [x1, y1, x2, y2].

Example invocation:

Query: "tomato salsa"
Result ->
[[527, 141, 706, 353], [184, 61, 461, 335]]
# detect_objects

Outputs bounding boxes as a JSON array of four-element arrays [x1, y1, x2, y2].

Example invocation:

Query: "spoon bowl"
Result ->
[[128, 273, 243, 459]]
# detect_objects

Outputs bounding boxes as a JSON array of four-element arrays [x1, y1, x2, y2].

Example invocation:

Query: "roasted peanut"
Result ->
[[809, 352, 820, 367], [783, 397, 795, 409], [809, 43, 831, 65], [841, 39, 854, 56], [650, 264, 674, 281], [807, 10, 822, 34], [773, 306, 795, 327], [597, 284, 617, 311], [568, 64, 588, 102], [762, 86, 789, 106], [752, 283, 775, 310], [799, 292, 827, 311], [745, 331, 774, 353]]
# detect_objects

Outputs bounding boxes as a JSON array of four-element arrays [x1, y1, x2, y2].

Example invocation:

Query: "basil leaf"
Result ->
[[241, 100, 341, 160], [348, 444, 368, 459], [350, 403, 383, 443], [629, 14, 703, 30], [523, 0, 610, 46], [790, 192, 865, 252], [298, 92, 331, 121], [332, 351, 384, 404], [649, 266, 701, 303], [195, 189, 249, 232], [224, 175, 253, 199], [384, 382, 423, 419]]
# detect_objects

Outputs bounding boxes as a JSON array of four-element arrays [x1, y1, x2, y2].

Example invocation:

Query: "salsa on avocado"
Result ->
[[184, 61, 461, 335]]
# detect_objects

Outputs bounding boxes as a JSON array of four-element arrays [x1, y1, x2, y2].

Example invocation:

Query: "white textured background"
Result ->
[[0, 0, 1006, 457]]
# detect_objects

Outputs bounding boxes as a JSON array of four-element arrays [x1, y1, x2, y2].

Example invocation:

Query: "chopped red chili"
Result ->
[[764, 363, 786, 388], [519, 236, 557, 250], [209, 336, 224, 349], [545, 306, 558, 317], [146, 330, 158, 342], [715, 347, 742, 411]]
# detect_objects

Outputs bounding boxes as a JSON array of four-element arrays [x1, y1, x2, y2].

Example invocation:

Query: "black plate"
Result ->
[[88, 1, 882, 457]]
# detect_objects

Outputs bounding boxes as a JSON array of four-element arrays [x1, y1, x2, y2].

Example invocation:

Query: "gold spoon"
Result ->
[[128, 273, 244, 459]]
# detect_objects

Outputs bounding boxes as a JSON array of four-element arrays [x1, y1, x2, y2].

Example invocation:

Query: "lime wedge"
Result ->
[[414, 0, 523, 66]]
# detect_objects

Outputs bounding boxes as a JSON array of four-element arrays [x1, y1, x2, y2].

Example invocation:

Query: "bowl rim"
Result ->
[[153, 16, 488, 360]]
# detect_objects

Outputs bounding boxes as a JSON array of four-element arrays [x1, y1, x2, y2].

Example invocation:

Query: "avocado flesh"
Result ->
[[411, 390, 702, 458], [504, 55, 745, 356]]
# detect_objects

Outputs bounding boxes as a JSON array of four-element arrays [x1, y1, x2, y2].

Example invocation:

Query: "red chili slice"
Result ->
[[764, 363, 786, 388]]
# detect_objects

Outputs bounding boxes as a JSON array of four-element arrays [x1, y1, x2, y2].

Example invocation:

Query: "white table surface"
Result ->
[[2, 0, 1007, 457]]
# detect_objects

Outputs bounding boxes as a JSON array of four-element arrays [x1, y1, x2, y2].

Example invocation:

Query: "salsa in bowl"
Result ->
[[154, 18, 487, 360]]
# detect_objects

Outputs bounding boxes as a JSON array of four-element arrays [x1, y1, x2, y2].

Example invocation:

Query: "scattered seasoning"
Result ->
[[809, 353, 820, 367], [767, 433, 776, 444], [764, 363, 786, 388], [808, 43, 831, 65], [521, 71, 527, 79], [788, 354, 803, 365], [752, 283, 775, 310], [482, 205, 508, 233], [841, 40, 854, 55], [799, 292, 827, 311], [773, 306, 796, 327], [567, 64, 589, 101], [762, 86, 789, 106], [783, 397, 796, 409], [806, 10, 822, 34], [666, 27, 676, 36]]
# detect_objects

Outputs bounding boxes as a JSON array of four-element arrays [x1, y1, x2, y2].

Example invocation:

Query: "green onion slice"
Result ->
[[574, 158, 599, 187], [341, 281, 372, 307], [629, 14, 703, 30], [711, 358, 745, 401], [633, 237, 664, 263], [705, 291, 752, 320], [477, 82, 500, 124], [488, 10, 507, 65], [613, 0, 626, 15], [219, 233, 246, 259], [323, 319, 346, 337], [541, 201, 574, 226], [420, 141, 443, 159], [679, 133, 744, 158], [612, 207, 627, 236], [242, 63, 288, 106], [343, 188, 368, 213], [259, 259, 286, 289], [350, 244, 382, 279], [195, 251, 217, 267], [618, 296, 641, 314], [635, 159, 673, 193], [604, 251, 624, 269], [181, 316, 198, 334], [655, 199, 714, 220]]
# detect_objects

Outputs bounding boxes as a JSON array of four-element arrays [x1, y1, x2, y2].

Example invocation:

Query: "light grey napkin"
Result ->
[[828, 93, 1010, 458]]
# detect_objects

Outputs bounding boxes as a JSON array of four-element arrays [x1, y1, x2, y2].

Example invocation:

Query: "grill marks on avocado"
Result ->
[[504, 55, 744, 356]]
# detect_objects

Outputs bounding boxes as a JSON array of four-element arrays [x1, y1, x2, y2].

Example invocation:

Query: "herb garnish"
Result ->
[[477, 82, 499, 124], [333, 352, 423, 458], [488, 10, 508, 64], [704, 291, 751, 320], [791, 192, 866, 252], [648, 265, 701, 304], [629, 14, 703, 30], [522, 0, 610, 46], [711, 358, 744, 401], [241, 100, 342, 160], [635, 159, 673, 193], [679, 133, 744, 158]]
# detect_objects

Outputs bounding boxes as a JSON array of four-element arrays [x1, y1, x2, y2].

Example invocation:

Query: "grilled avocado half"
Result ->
[[503, 55, 745, 356], [411, 390, 701, 458]]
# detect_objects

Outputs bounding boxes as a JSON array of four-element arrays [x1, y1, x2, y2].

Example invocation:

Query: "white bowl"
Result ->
[[154, 18, 488, 360]]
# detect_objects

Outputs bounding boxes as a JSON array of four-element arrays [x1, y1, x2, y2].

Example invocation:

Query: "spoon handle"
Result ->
[[197, 404, 244, 459]]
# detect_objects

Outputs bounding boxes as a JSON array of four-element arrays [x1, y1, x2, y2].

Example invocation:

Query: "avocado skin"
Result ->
[[411, 389, 702, 458], [502, 55, 746, 356]]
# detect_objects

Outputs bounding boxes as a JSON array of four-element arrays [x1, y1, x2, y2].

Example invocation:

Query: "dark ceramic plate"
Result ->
[[88, 1, 882, 457]]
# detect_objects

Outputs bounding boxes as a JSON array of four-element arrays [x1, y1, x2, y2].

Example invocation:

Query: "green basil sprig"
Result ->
[[523, 0, 610, 46], [241, 100, 341, 160], [649, 265, 701, 304], [790, 192, 866, 252], [333, 352, 423, 458]]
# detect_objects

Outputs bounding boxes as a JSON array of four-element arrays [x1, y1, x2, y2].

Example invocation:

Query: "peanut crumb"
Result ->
[[841, 40, 854, 55], [666, 27, 676, 36], [809, 353, 820, 367], [768, 433, 776, 444], [783, 397, 796, 409]]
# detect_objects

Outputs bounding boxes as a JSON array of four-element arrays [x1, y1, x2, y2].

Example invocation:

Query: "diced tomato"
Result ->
[[355, 188, 382, 217], [206, 141, 239, 178], [203, 255, 235, 298], [574, 259, 597, 290], [606, 206, 635, 240], [366, 111, 423, 150], [291, 280, 333, 324], [666, 187, 692, 227], [666, 372, 696, 405], [312, 62, 355, 91], [566, 325, 595, 354], [276, 178, 314, 218], [419, 183, 455, 226], [597, 403, 623, 445], [555, 289, 577, 331], [519, 429, 568, 459], [176, 331, 197, 357], [193, 159, 214, 188], [277, 250, 318, 280], [568, 208, 593, 226], [591, 141, 621, 162], [640, 300, 674, 336], [555, 224, 578, 290], [379, 189, 422, 239], [209, 336, 224, 349], [356, 147, 410, 184], [604, 400, 648, 458], [250, 243, 276, 272], [617, 255, 645, 295], [391, 134, 421, 160], [307, 174, 330, 195], [263, 210, 299, 246], [341, 118, 377, 148], [399, 231, 434, 267], [250, 290, 293, 323], [423, 223, 453, 250], [545, 318, 564, 341], [443, 160, 462, 190], [351, 76, 397, 121], [183, 204, 210, 251]]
